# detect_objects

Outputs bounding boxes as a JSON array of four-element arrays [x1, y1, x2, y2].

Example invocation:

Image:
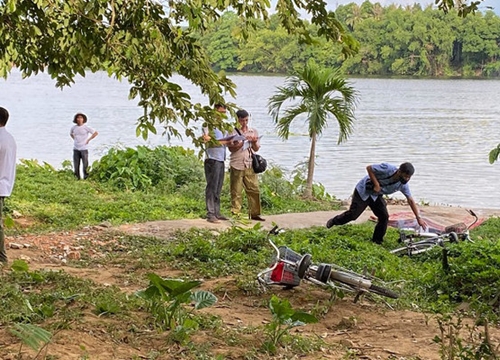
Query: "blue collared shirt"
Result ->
[[205, 128, 226, 162], [355, 162, 412, 201]]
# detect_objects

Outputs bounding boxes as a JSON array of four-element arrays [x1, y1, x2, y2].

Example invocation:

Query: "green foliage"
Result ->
[[259, 164, 340, 212], [161, 226, 270, 279], [0, 260, 132, 326], [489, 144, 500, 164], [90, 145, 204, 192], [94, 299, 122, 316], [10, 259, 45, 284], [135, 273, 217, 341], [200, 6, 500, 78], [11, 154, 205, 230], [262, 295, 318, 355], [435, 0, 484, 17], [0, 0, 351, 143], [9, 323, 52, 354], [434, 313, 498, 360], [423, 237, 500, 318]]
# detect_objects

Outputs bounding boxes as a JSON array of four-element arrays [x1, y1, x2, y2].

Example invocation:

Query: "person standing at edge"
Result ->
[[326, 162, 427, 244], [0, 107, 17, 265], [70, 112, 98, 180], [227, 109, 265, 221], [202, 104, 230, 223]]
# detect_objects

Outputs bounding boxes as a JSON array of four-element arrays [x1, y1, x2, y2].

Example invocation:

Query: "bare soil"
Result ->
[[2, 205, 500, 359]]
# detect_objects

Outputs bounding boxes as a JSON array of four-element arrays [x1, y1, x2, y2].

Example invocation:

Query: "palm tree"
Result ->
[[268, 61, 358, 198]]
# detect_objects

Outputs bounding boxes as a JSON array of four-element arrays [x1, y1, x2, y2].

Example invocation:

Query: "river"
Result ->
[[1, 70, 499, 208]]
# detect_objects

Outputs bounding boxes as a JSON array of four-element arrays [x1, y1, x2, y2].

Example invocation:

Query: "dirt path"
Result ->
[[117, 204, 500, 238]]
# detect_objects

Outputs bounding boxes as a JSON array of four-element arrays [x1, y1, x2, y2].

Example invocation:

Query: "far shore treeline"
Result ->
[[197, 2, 500, 78]]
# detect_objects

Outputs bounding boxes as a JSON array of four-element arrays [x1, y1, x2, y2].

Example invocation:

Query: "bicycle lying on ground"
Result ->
[[390, 209, 479, 257], [257, 225, 399, 301]]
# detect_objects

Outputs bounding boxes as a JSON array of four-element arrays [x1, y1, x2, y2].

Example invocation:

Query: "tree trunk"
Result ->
[[304, 133, 316, 198]]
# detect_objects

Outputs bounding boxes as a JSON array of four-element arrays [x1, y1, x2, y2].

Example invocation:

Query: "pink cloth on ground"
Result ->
[[369, 211, 485, 233]]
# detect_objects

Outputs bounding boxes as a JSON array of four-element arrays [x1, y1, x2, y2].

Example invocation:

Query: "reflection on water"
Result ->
[[1, 71, 499, 208]]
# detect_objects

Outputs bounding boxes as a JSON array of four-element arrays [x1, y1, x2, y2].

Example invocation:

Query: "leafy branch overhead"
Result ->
[[0, 0, 354, 141]]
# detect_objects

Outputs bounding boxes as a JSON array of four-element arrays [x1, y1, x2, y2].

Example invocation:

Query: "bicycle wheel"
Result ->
[[390, 241, 437, 256], [297, 254, 312, 279], [329, 270, 399, 299], [447, 232, 458, 243], [368, 284, 399, 299]]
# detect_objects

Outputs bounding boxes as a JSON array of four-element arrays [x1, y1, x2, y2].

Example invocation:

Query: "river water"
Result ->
[[1, 70, 499, 208]]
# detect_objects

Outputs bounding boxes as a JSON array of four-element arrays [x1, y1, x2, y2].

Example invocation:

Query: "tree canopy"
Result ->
[[199, 4, 500, 77], [0, 0, 355, 142]]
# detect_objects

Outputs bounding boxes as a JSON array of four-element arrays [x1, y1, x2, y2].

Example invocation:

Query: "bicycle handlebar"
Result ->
[[465, 209, 478, 230], [266, 225, 283, 262]]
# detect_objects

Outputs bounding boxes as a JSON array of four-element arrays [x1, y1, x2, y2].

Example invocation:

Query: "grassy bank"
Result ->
[[6, 146, 340, 232]]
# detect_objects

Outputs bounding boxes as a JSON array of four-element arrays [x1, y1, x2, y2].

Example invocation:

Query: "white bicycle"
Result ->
[[257, 226, 399, 300], [390, 209, 478, 256]]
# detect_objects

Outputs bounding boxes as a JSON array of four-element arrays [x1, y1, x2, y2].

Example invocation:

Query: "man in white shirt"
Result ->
[[0, 107, 17, 264]]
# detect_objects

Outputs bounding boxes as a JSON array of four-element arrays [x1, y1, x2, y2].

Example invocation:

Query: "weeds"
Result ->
[[135, 274, 217, 344], [262, 295, 318, 355], [9, 323, 52, 359], [434, 313, 499, 359]]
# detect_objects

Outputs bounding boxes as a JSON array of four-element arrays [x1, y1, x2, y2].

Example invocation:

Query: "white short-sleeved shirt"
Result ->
[[0, 127, 17, 197], [70, 124, 96, 151]]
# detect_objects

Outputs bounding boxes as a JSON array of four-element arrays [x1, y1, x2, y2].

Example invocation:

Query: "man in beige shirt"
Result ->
[[227, 109, 264, 221]]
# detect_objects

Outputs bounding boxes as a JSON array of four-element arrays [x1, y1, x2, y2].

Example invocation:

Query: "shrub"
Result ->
[[90, 145, 204, 191]]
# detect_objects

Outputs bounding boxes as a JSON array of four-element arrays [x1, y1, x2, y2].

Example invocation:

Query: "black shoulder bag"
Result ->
[[235, 128, 267, 174]]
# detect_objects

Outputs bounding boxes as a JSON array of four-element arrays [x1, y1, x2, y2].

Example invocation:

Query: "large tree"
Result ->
[[0, 0, 356, 143], [268, 61, 358, 198]]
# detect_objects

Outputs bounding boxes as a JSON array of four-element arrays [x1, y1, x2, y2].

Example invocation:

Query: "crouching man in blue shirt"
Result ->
[[326, 162, 427, 244]]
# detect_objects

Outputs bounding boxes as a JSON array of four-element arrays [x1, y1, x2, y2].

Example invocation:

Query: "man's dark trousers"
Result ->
[[204, 159, 225, 219], [329, 189, 389, 244], [73, 149, 89, 179]]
